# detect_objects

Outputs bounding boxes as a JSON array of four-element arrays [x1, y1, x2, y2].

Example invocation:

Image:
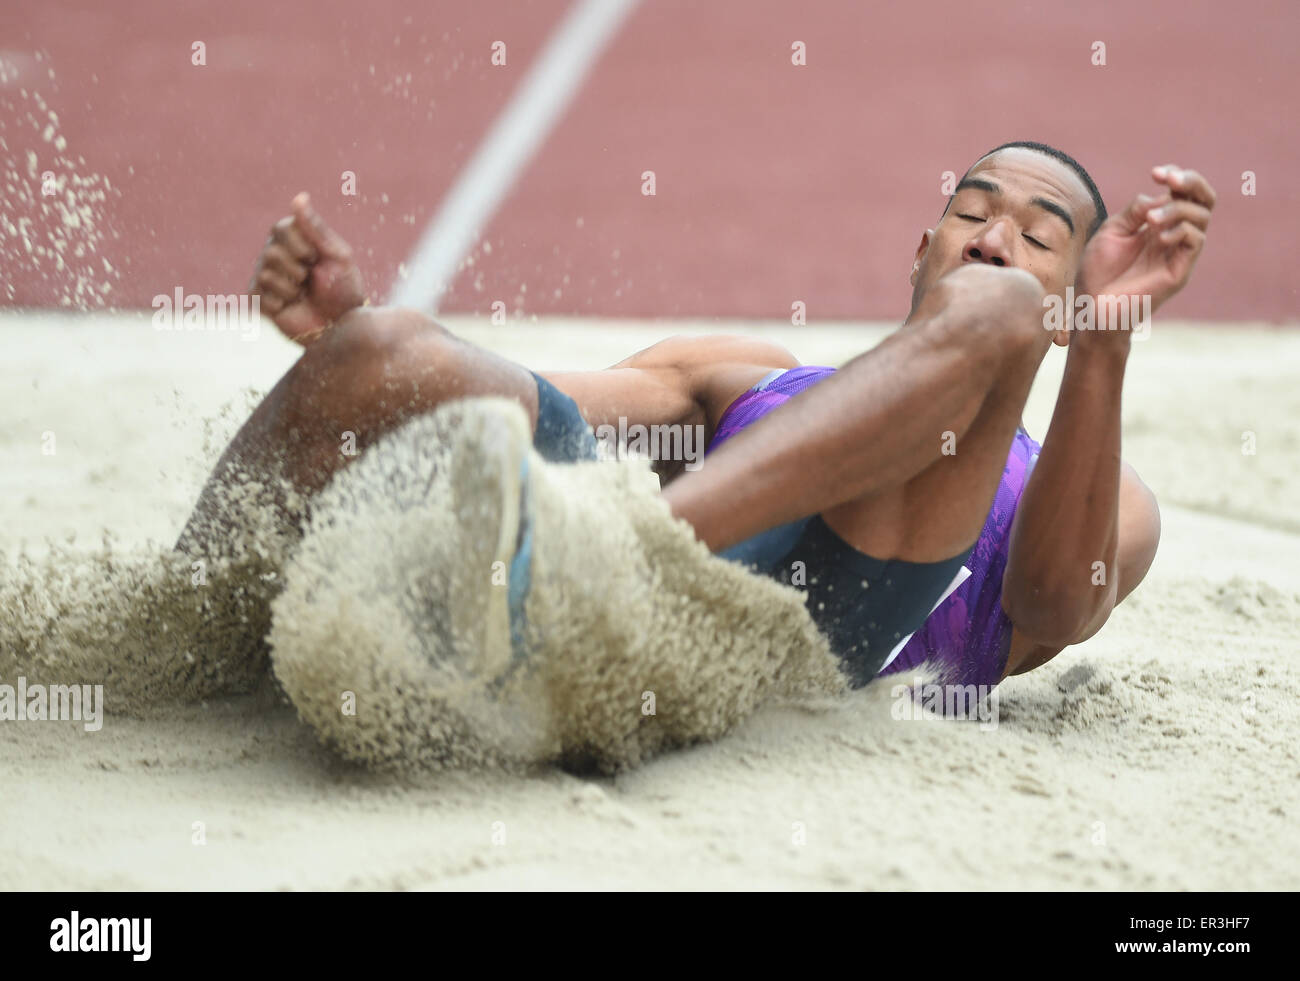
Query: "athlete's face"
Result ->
[[908, 148, 1097, 334]]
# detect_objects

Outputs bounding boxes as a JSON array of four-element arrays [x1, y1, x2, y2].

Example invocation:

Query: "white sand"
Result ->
[[1, 311, 1298, 890]]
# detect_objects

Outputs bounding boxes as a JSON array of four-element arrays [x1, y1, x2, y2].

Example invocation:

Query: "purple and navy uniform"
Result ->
[[524, 367, 1041, 691], [878, 418, 1041, 689], [707, 366, 1041, 691]]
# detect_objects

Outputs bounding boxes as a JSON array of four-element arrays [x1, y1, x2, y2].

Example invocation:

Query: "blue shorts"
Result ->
[[527, 369, 971, 686], [709, 367, 974, 686], [721, 514, 972, 686], [531, 373, 598, 463]]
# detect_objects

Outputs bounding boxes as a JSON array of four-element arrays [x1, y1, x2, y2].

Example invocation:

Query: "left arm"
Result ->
[[1000, 162, 1214, 670], [1001, 334, 1149, 646]]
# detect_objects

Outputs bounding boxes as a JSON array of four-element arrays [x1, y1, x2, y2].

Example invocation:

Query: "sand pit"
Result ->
[[1, 312, 1297, 890]]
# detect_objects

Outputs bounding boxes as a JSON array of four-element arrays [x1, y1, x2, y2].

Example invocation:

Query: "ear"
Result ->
[[909, 229, 934, 287], [1051, 284, 1072, 347]]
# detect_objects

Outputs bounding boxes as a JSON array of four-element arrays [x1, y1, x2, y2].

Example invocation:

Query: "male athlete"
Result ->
[[184, 141, 1215, 694]]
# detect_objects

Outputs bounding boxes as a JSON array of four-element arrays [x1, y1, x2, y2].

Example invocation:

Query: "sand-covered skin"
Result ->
[[1, 312, 1298, 890], [269, 398, 843, 772]]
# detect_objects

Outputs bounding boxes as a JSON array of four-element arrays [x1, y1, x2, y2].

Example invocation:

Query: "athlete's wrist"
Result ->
[[1066, 325, 1132, 365], [1063, 296, 1137, 354]]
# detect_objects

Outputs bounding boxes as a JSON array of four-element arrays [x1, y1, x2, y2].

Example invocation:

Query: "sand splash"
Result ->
[[0, 51, 122, 309], [1, 398, 846, 770], [0, 467, 302, 714], [268, 399, 847, 772]]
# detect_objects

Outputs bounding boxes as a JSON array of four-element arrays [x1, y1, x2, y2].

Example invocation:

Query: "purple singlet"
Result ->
[[712, 365, 1042, 692], [877, 422, 1042, 689], [709, 365, 835, 448]]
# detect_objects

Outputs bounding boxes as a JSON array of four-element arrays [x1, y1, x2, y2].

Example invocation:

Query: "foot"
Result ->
[[435, 398, 536, 683]]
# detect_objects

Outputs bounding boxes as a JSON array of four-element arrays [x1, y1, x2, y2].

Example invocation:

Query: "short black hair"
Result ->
[[944, 140, 1107, 239]]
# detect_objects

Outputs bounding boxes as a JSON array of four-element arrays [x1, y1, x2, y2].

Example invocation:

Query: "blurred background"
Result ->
[[1, 0, 1297, 322], [3, 1, 1300, 894]]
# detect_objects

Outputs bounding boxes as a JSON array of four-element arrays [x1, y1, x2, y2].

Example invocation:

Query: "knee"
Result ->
[[294, 307, 462, 394], [312, 306, 451, 369], [282, 307, 456, 417], [927, 265, 1050, 368]]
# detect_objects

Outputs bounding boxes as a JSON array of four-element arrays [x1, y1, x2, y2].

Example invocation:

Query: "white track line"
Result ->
[[389, 0, 640, 312]]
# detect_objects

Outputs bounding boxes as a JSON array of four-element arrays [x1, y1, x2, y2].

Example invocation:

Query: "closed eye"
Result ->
[[957, 212, 1050, 250]]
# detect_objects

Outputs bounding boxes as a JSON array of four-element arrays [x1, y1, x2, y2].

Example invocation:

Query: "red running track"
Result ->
[[2, 0, 1297, 322]]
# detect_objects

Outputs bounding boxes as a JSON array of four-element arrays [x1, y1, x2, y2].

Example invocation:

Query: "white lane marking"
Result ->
[[878, 564, 972, 673], [390, 0, 641, 312]]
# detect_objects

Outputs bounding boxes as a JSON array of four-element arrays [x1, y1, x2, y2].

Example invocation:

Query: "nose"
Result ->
[[962, 219, 1014, 267]]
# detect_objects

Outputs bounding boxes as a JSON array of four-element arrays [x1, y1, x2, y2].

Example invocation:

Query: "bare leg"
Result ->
[[661, 264, 1054, 557], [181, 264, 1052, 572], [177, 306, 539, 552]]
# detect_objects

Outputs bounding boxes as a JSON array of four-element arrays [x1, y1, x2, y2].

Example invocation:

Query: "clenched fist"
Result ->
[[249, 193, 367, 345]]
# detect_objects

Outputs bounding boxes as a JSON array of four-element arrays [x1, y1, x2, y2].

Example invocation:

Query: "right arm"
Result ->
[[250, 193, 367, 345], [542, 334, 799, 433]]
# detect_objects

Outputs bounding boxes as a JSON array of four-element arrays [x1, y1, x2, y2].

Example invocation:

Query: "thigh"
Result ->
[[821, 346, 1044, 564], [259, 307, 539, 482], [178, 307, 541, 549]]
